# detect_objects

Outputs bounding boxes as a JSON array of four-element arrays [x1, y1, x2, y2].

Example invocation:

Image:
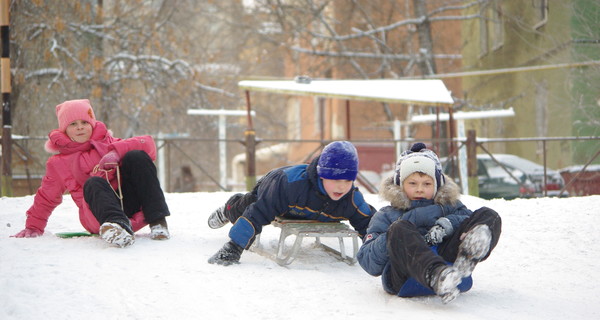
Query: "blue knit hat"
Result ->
[[317, 141, 359, 180], [394, 142, 445, 193]]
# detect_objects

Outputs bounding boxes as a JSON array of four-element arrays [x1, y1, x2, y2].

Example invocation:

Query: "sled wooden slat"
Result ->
[[251, 216, 359, 266]]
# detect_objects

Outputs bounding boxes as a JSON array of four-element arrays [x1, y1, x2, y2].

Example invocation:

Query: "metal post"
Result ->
[[345, 100, 351, 140], [218, 114, 226, 188], [158, 132, 166, 189], [1, 0, 11, 196], [393, 119, 402, 161], [457, 120, 468, 195], [542, 140, 547, 197], [244, 90, 256, 190], [466, 130, 479, 197]]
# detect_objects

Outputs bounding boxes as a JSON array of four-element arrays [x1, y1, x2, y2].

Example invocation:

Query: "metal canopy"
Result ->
[[238, 79, 454, 106], [237, 78, 455, 191]]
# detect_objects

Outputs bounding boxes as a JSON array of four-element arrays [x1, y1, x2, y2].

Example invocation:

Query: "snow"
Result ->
[[1, 192, 599, 320], [238, 79, 454, 105], [560, 164, 600, 173]]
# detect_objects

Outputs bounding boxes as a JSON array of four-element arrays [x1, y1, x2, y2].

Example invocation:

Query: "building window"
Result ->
[[532, 0, 548, 29]]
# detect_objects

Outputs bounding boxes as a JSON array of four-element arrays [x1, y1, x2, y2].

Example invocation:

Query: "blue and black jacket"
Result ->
[[229, 157, 376, 249], [357, 175, 472, 295]]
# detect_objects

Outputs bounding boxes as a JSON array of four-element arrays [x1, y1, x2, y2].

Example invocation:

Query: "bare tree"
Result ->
[[8, 0, 285, 189]]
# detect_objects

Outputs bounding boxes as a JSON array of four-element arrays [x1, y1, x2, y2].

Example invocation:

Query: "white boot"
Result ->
[[454, 224, 492, 278], [99, 222, 135, 248], [150, 218, 170, 240], [207, 205, 228, 229], [429, 264, 462, 304]]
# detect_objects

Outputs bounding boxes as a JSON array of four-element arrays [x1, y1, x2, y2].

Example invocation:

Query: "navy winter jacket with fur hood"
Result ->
[[228, 156, 375, 249], [357, 175, 472, 294]]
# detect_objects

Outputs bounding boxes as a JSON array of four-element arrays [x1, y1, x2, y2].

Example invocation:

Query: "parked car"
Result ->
[[442, 154, 567, 200]]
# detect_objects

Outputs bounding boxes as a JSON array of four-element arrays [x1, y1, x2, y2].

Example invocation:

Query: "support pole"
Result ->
[[1, 0, 11, 196], [244, 90, 256, 190], [393, 119, 402, 160], [466, 130, 478, 197], [457, 120, 468, 195], [345, 100, 351, 140], [218, 114, 226, 188]]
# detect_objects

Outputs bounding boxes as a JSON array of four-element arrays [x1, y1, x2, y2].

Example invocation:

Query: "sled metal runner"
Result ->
[[251, 217, 359, 266]]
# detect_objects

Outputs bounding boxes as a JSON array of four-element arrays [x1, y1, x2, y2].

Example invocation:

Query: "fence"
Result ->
[[1, 134, 599, 197]]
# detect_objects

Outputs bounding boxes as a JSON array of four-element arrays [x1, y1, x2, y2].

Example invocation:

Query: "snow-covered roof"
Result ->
[[238, 79, 454, 106]]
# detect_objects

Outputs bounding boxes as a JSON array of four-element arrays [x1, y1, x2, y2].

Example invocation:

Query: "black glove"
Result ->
[[424, 217, 453, 246], [208, 240, 244, 266]]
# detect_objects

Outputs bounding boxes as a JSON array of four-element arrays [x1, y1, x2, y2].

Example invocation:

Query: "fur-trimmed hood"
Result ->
[[378, 174, 461, 210]]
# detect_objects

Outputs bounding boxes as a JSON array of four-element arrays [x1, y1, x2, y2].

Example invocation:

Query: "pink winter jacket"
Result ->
[[24, 121, 157, 234]]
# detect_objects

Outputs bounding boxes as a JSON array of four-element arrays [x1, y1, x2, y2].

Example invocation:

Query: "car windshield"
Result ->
[[481, 159, 524, 183]]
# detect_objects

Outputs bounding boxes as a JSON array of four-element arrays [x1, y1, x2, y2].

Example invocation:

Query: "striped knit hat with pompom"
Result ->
[[393, 142, 445, 193]]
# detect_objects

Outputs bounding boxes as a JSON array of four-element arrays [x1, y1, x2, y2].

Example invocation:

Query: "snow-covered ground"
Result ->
[[1, 192, 599, 320]]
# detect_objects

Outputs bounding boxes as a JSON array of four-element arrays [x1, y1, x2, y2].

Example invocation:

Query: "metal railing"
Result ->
[[1, 134, 599, 197]]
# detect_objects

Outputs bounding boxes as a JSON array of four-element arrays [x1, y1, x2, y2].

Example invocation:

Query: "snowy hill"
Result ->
[[1, 192, 599, 320]]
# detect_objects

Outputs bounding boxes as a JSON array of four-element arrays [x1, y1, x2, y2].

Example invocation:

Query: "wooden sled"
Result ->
[[251, 217, 359, 266]]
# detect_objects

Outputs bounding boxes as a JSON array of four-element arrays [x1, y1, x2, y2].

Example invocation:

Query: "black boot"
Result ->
[[208, 241, 244, 266]]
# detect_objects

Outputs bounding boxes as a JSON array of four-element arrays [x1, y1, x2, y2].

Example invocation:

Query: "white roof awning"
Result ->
[[238, 79, 454, 106]]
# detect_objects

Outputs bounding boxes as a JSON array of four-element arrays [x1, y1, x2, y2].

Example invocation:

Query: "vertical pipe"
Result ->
[[434, 107, 440, 153], [542, 140, 547, 197], [219, 114, 227, 189], [158, 133, 166, 190], [1, 0, 11, 196], [244, 90, 256, 190], [319, 98, 325, 143], [345, 100, 350, 140], [457, 120, 468, 195], [466, 130, 479, 197], [448, 107, 455, 156], [393, 119, 401, 161]]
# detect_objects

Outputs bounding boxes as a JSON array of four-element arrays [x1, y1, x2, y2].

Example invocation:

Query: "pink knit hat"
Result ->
[[55, 99, 97, 132]]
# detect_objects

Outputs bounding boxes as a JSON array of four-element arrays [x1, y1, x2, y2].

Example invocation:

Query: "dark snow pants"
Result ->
[[83, 150, 170, 232], [221, 191, 258, 223], [386, 207, 502, 293]]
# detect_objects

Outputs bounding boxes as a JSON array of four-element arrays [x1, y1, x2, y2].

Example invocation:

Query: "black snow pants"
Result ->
[[221, 190, 258, 223], [83, 150, 170, 232], [387, 206, 502, 293]]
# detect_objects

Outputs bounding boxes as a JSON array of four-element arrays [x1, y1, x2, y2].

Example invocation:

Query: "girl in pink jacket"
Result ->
[[11, 99, 171, 247]]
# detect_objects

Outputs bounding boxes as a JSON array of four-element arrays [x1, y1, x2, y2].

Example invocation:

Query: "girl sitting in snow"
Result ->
[[11, 99, 170, 247], [357, 142, 502, 303]]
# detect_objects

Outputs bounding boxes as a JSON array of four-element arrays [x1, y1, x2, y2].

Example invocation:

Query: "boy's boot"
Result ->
[[207, 240, 243, 266], [207, 193, 244, 229], [207, 205, 228, 229], [99, 222, 135, 248], [150, 217, 170, 240], [427, 264, 462, 304], [454, 224, 492, 278]]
